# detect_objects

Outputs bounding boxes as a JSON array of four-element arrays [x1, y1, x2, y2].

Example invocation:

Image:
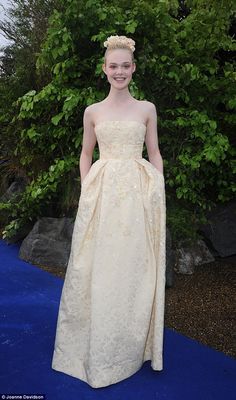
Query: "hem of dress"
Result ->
[[52, 352, 163, 388]]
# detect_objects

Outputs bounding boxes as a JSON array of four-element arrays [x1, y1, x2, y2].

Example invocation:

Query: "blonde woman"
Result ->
[[52, 35, 166, 388]]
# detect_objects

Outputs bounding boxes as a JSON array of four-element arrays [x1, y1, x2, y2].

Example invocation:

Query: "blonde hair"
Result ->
[[103, 35, 135, 63]]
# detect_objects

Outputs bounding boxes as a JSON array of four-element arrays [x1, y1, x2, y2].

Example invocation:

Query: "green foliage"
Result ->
[[0, 0, 236, 243], [1, 155, 77, 239], [166, 200, 207, 245]]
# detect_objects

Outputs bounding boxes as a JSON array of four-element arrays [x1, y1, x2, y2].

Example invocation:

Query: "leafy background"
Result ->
[[0, 0, 235, 244]]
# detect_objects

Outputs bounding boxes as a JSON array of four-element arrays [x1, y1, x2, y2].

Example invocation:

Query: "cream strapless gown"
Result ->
[[52, 120, 166, 388]]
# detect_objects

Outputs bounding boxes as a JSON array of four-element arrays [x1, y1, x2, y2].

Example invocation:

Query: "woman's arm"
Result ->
[[145, 102, 164, 175], [79, 106, 97, 184]]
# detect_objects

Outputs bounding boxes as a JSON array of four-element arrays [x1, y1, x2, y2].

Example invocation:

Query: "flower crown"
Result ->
[[103, 35, 135, 52]]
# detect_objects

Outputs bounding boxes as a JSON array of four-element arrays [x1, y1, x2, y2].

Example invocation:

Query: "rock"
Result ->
[[199, 200, 236, 257], [174, 239, 215, 275], [0, 177, 27, 202], [19, 217, 74, 269], [166, 227, 175, 287], [193, 239, 215, 265], [175, 247, 195, 275]]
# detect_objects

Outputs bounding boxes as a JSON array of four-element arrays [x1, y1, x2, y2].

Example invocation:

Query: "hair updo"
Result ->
[[103, 35, 135, 63]]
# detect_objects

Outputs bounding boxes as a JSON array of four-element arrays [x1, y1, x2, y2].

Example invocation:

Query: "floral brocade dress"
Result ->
[[52, 120, 166, 388]]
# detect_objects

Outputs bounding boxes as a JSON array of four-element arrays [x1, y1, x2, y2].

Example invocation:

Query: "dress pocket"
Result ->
[[148, 162, 164, 180], [81, 160, 100, 188]]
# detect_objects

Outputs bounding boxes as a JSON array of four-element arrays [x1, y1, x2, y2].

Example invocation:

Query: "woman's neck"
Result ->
[[105, 86, 134, 105]]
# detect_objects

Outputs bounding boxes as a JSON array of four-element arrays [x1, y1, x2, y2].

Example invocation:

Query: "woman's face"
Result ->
[[102, 48, 136, 89]]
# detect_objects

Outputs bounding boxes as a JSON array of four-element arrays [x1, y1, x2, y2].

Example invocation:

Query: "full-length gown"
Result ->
[[51, 120, 166, 388]]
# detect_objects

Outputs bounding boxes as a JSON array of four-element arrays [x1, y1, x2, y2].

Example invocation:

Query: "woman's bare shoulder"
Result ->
[[134, 99, 157, 122], [137, 99, 156, 110], [84, 101, 102, 113], [84, 100, 105, 119]]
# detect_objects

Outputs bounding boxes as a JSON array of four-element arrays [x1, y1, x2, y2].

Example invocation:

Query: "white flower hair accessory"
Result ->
[[104, 35, 135, 52]]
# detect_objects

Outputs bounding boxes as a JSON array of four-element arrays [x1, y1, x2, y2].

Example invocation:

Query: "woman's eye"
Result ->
[[109, 65, 130, 69]]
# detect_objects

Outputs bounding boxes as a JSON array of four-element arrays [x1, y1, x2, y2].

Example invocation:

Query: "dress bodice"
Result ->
[[94, 120, 146, 160]]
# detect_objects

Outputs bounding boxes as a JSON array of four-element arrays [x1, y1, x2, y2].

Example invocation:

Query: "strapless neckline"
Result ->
[[94, 120, 147, 130]]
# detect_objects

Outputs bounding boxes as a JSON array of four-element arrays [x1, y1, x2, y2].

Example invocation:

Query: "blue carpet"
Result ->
[[0, 239, 235, 400]]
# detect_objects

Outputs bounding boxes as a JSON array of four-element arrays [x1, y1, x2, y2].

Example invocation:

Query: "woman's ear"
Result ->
[[132, 63, 136, 73], [102, 63, 107, 75]]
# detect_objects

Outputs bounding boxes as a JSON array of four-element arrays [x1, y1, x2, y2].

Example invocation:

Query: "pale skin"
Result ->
[[80, 47, 164, 184]]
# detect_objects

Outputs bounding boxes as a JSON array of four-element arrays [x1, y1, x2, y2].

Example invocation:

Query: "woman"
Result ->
[[52, 35, 166, 389]]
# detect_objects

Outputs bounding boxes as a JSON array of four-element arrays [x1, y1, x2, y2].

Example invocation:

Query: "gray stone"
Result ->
[[174, 239, 215, 275], [0, 177, 27, 202], [199, 200, 236, 257], [19, 217, 74, 269], [175, 247, 195, 275], [192, 239, 215, 266]]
